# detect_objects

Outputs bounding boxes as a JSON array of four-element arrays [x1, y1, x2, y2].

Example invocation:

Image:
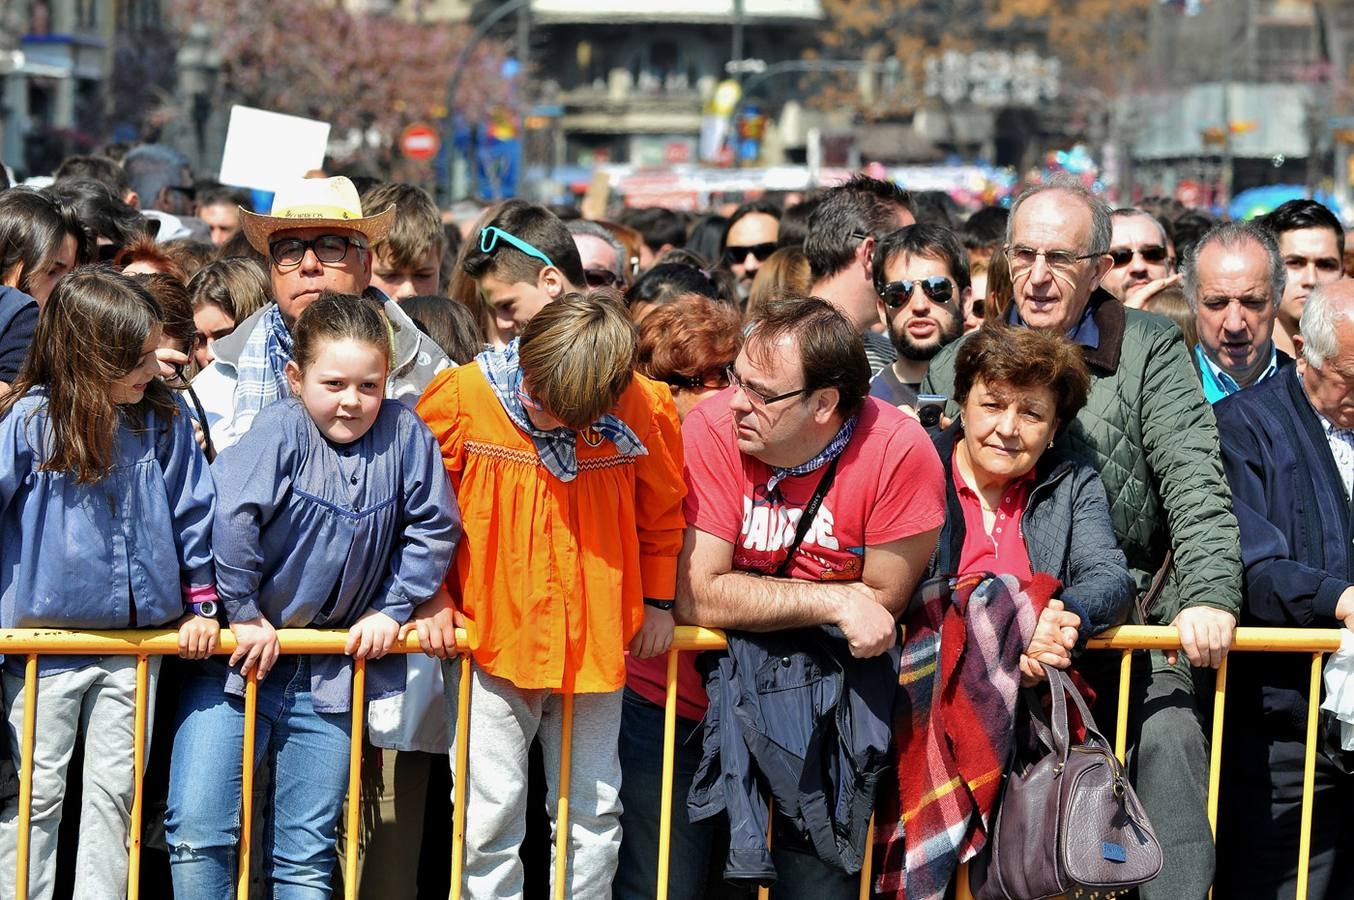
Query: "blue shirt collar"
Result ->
[[1194, 342, 1279, 404]]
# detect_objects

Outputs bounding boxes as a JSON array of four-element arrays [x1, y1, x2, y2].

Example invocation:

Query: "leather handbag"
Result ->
[[969, 668, 1163, 900]]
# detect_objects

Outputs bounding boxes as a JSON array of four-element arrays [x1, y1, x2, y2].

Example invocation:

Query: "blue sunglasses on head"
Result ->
[[478, 226, 555, 269]]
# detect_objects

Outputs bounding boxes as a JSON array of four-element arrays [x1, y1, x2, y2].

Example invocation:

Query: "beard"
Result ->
[[893, 315, 964, 362]]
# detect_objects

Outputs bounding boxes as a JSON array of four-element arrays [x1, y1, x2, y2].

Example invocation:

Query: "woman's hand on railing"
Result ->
[[176, 613, 220, 660], [345, 610, 400, 661], [1019, 599, 1080, 686], [399, 587, 463, 660], [630, 605, 675, 659], [229, 617, 280, 680]]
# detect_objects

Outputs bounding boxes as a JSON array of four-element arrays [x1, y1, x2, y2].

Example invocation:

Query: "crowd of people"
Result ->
[[0, 141, 1350, 900]]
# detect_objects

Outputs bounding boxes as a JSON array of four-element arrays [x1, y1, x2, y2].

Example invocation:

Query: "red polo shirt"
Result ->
[[953, 449, 1036, 583]]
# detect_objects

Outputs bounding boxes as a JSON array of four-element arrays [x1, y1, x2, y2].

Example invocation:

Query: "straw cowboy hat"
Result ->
[[239, 176, 395, 255]]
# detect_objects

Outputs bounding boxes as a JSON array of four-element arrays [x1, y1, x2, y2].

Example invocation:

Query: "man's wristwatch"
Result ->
[[191, 599, 219, 618], [643, 598, 675, 611]]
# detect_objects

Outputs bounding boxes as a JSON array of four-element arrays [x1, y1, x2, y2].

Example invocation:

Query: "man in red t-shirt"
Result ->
[[676, 297, 945, 897]]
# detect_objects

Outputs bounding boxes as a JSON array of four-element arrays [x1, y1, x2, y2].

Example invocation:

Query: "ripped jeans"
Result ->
[[165, 657, 351, 899]]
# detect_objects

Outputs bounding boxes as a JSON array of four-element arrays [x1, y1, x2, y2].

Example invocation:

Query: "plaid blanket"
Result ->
[[873, 572, 1060, 899]]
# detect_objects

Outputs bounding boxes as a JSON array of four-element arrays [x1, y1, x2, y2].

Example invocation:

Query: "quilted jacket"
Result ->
[[921, 290, 1242, 632]]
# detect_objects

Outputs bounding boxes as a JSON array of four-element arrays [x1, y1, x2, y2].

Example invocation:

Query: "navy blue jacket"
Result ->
[[688, 627, 899, 885], [1216, 368, 1351, 736], [0, 286, 37, 384]]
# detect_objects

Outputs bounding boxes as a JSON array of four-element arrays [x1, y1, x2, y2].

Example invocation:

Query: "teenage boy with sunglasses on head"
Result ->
[[1103, 208, 1181, 310], [869, 224, 969, 409], [462, 200, 586, 339]]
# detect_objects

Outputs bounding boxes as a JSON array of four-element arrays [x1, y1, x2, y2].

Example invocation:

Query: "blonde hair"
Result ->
[[746, 246, 812, 320], [518, 289, 636, 430]]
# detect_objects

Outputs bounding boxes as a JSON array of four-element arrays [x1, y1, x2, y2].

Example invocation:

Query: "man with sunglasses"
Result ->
[[1102, 208, 1181, 309], [805, 175, 917, 375], [567, 219, 627, 289], [923, 178, 1242, 900], [719, 199, 781, 292], [869, 224, 969, 409], [462, 199, 585, 342], [192, 176, 449, 451]]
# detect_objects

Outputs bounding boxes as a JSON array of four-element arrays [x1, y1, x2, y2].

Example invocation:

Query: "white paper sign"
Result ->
[[218, 105, 331, 193]]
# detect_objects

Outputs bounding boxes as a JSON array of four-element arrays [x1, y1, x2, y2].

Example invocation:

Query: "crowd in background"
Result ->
[[0, 140, 1351, 900]]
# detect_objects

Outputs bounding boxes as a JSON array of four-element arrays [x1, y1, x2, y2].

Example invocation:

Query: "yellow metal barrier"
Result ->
[[0, 624, 1344, 900]]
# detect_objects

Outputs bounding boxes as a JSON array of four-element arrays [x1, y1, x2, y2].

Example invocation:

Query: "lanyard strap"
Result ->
[[774, 452, 843, 578]]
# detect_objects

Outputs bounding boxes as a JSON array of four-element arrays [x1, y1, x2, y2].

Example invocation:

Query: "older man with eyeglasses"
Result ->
[[923, 177, 1243, 900], [192, 176, 450, 451]]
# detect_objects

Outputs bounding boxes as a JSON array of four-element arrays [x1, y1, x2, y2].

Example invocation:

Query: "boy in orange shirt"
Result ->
[[410, 288, 685, 899]]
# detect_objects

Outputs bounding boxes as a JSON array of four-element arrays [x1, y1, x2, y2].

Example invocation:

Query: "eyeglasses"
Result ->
[[584, 268, 622, 288], [1005, 244, 1102, 273], [479, 226, 555, 269], [270, 234, 366, 269], [1108, 245, 1169, 267], [878, 276, 955, 310], [515, 380, 544, 411], [723, 242, 777, 266], [664, 371, 730, 392], [725, 366, 809, 406]]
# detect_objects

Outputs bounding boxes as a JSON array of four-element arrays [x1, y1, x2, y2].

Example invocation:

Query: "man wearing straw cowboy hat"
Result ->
[[193, 175, 449, 451]]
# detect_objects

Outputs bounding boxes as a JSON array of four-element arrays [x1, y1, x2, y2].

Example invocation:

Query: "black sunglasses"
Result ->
[[664, 371, 730, 392], [1109, 245, 1169, 267], [723, 242, 777, 266], [269, 234, 366, 269], [584, 268, 622, 288], [878, 276, 955, 310]]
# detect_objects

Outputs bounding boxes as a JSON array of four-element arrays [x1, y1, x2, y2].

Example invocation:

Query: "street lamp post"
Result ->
[[176, 23, 219, 174], [440, 0, 533, 205]]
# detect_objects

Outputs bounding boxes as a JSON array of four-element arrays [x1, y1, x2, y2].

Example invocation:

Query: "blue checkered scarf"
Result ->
[[476, 340, 647, 482], [766, 414, 857, 495], [232, 305, 295, 430]]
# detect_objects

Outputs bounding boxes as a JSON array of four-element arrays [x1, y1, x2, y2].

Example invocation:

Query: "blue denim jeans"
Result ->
[[614, 688, 716, 900], [165, 656, 352, 899]]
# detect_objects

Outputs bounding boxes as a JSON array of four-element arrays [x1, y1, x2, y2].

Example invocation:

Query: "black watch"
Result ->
[[191, 599, 219, 618], [643, 597, 675, 611]]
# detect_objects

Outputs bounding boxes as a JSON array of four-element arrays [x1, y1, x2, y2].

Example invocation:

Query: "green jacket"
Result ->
[[921, 290, 1242, 628]]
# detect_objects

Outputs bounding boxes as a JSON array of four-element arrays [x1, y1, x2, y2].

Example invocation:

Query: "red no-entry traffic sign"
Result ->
[[400, 122, 441, 161]]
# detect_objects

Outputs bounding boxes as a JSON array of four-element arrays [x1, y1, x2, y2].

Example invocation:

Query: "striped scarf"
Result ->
[[231, 305, 294, 430], [767, 415, 857, 495], [476, 340, 647, 482]]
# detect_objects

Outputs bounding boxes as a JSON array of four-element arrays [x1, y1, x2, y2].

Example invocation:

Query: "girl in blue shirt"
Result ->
[[0, 268, 218, 900], [166, 291, 459, 898]]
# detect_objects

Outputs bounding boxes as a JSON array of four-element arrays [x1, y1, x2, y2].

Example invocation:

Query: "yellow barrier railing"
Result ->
[[0, 624, 1344, 900]]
